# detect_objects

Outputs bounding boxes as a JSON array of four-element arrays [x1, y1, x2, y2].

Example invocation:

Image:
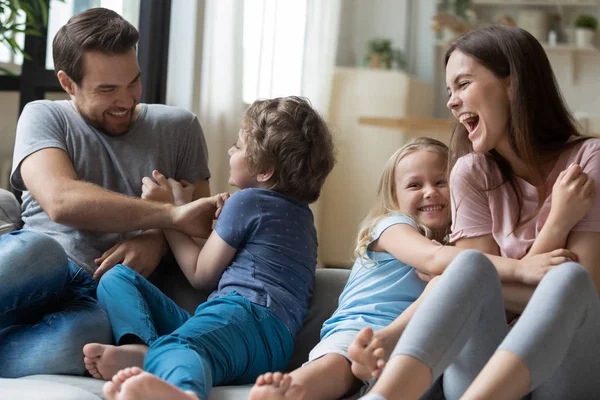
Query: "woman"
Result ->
[[357, 25, 600, 400]]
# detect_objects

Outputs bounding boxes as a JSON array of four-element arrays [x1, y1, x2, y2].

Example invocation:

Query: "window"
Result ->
[[0, 0, 139, 75], [242, 0, 307, 104], [45, 0, 140, 70]]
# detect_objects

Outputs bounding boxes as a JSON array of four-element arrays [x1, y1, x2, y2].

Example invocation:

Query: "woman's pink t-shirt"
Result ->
[[449, 138, 600, 259]]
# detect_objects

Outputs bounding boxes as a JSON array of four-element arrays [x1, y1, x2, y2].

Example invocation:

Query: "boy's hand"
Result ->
[[142, 170, 174, 204], [168, 178, 195, 206], [516, 248, 578, 285], [548, 163, 595, 231], [170, 192, 230, 237]]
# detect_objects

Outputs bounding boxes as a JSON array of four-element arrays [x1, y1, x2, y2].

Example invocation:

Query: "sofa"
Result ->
[[0, 255, 352, 400], [0, 188, 443, 400]]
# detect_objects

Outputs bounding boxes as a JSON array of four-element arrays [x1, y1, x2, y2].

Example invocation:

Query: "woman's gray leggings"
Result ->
[[391, 250, 600, 400]]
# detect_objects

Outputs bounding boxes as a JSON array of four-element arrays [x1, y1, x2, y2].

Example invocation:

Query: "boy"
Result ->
[[83, 96, 336, 400]]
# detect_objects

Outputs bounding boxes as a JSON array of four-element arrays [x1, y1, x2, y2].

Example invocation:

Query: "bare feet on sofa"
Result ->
[[104, 367, 199, 400], [348, 327, 389, 380], [83, 343, 148, 380], [248, 372, 306, 400]]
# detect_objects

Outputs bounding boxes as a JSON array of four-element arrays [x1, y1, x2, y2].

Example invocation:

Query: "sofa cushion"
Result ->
[[1, 377, 102, 400], [0, 189, 22, 236]]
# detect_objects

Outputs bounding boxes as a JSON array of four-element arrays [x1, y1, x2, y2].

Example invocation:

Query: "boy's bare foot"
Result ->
[[83, 343, 148, 380], [248, 372, 306, 400], [348, 328, 393, 380], [103, 367, 199, 400]]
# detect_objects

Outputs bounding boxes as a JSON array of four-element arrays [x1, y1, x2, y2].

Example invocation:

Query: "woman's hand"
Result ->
[[548, 163, 595, 231], [516, 248, 578, 285]]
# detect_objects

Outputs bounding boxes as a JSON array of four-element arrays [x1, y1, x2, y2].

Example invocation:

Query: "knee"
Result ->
[[0, 231, 68, 278], [8, 230, 66, 261], [449, 249, 496, 278], [544, 262, 595, 296], [97, 264, 137, 299]]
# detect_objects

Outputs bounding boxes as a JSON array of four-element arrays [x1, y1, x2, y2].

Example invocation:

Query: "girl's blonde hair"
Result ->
[[353, 137, 449, 261]]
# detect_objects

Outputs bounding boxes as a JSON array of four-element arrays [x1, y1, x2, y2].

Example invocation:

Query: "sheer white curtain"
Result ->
[[198, 0, 245, 194], [196, 0, 341, 236], [301, 0, 341, 116], [301, 0, 341, 245]]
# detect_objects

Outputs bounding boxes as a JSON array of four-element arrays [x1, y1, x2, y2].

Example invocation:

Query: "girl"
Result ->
[[360, 25, 600, 400], [249, 137, 572, 400]]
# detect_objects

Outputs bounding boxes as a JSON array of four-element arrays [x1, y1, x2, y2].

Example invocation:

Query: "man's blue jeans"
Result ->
[[0, 230, 112, 377]]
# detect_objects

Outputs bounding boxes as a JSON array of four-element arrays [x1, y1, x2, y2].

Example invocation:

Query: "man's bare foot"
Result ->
[[248, 372, 306, 400], [83, 343, 148, 380], [348, 327, 397, 380], [104, 367, 200, 400]]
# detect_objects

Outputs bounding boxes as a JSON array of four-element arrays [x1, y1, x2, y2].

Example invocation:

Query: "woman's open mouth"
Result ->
[[459, 112, 480, 134]]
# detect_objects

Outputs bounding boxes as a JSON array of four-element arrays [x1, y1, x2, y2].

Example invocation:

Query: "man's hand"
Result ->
[[171, 193, 230, 238], [93, 230, 166, 280]]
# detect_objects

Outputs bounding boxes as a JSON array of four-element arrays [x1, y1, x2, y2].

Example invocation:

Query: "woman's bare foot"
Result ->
[[348, 327, 396, 380], [248, 372, 306, 400], [103, 367, 200, 400], [83, 343, 148, 380]]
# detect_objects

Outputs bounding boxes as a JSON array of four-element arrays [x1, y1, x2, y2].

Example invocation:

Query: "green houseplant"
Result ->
[[0, 0, 53, 74], [574, 13, 598, 48]]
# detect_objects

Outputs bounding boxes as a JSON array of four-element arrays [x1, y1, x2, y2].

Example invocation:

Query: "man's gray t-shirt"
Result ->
[[11, 100, 210, 274]]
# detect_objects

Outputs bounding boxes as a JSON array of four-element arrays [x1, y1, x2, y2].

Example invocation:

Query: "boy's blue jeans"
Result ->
[[98, 264, 294, 400], [0, 230, 112, 378]]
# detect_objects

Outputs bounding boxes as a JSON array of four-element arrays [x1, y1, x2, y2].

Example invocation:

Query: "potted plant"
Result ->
[[574, 13, 598, 48], [0, 0, 54, 75], [363, 38, 393, 69]]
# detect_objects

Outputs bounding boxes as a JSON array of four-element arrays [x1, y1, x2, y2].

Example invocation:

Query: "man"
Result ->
[[0, 7, 213, 378]]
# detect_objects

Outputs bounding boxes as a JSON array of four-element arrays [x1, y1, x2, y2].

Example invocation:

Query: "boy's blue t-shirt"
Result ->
[[210, 188, 317, 335], [320, 213, 427, 340]]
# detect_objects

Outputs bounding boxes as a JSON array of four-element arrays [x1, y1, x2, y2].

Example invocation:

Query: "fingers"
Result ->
[[152, 170, 169, 187], [550, 248, 577, 262], [562, 163, 582, 183], [94, 242, 120, 266], [583, 178, 595, 198], [179, 179, 191, 187], [93, 250, 124, 280]]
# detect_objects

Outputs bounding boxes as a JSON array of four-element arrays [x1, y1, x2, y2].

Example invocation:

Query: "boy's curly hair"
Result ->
[[242, 96, 336, 203]]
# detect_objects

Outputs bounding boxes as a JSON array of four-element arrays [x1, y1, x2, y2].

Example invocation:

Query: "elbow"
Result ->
[[43, 192, 71, 224], [190, 276, 216, 292], [428, 253, 448, 276]]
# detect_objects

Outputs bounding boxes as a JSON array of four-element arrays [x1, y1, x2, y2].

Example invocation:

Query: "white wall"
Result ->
[[336, 0, 409, 67], [0, 91, 69, 159], [0, 92, 19, 160]]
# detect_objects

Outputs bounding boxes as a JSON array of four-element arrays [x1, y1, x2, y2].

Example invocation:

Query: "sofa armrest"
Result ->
[[286, 268, 350, 371]]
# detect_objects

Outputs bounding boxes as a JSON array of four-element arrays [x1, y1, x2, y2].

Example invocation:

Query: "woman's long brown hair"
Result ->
[[445, 25, 583, 229]]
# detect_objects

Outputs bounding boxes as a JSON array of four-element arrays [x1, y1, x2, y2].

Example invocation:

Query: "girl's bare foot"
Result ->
[[83, 343, 148, 380], [103, 368, 200, 400], [249, 372, 306, 400], [104, 367, 144, 398], [348, 328, 388, 380]]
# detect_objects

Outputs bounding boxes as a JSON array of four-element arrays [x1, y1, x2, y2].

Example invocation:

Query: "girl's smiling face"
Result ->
[[394, 150, 450, 232]]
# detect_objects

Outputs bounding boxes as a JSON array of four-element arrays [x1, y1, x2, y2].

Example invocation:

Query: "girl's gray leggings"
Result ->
[[391, 250, 600, 400]]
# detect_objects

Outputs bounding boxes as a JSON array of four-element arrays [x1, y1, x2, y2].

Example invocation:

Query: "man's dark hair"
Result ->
[[53, 7, 139, 86]]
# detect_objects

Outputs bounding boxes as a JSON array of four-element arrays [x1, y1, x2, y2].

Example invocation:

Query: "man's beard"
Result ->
[[75, 102, 136, 136]]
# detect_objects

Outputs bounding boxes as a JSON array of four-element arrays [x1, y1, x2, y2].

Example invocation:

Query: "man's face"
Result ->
[[70, 48, 142, 136]]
